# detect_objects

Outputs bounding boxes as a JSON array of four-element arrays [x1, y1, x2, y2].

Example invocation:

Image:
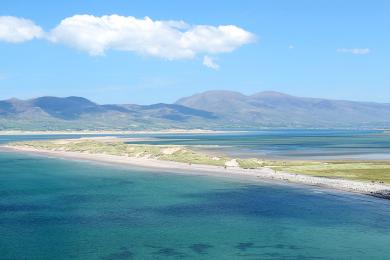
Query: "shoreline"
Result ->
[[3, 145, 390, 200], [0, 129, 243, 136]]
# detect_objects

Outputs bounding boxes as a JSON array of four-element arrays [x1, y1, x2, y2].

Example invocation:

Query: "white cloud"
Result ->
[[0, 15, 255, 66], [288, 44, 294, 49], [0, 16, 44, 43], [337, 48, 371, 55], [48, 15, 255, 59], [203, 55, 220, 70]]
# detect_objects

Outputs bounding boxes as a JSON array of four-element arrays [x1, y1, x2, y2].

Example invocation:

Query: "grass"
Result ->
[[271, 161, 390, 183], [237, 158, 264, 169], [159, 149, 228, 166], [8, 140, 390, 183], [10, 140, 228, 167]]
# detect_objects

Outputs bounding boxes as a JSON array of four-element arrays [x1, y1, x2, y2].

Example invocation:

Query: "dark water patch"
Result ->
[[117, 180, 134, 185], [94, 177, 135, 189], [0, 158, 41, 164], [235, 242, 255, 251], [2, 215, 96, 226], [188, 243, 213, 254], [153, 247, 186, 257], [270, 243, 303, 250], [55, 193, 122, 204], [156, 185, 390, 231], [96, 177, 132, 183], [0, 190, 42, 198], [0, 203, 52, 213], [235, 242, 304, 252], [286, 244, 302, 250], [101, 249, 134, 260], [234, 253, 265, 258], [9, 158, 41, 162], [256, 252, 325, 259], [98, 209, 148, 224]]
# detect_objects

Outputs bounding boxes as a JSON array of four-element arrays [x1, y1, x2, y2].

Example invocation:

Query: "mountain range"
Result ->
[[1, 91, 390, 130]]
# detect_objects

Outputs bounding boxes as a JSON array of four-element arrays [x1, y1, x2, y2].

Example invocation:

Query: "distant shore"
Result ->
[[0, 129, 241, 136], [3, 145, 390, 200]]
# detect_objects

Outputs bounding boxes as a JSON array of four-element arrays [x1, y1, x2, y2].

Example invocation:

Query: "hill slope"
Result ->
[[1, 91, 390, 130], [0, 97, 218, 130], [176, 90, 390, 128]]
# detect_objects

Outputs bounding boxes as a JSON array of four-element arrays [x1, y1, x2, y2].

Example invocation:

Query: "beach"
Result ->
[[3, 144, 390, 200]]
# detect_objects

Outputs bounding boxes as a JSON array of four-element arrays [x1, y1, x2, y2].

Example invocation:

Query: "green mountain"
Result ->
[[1, 91, 390, 130], [0, 96, 217, 130], [176, 91, 390, 128]]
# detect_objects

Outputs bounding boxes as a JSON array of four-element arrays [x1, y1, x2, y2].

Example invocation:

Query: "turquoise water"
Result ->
[[1, 131, 390, 259], [1, 151, 390, 259]]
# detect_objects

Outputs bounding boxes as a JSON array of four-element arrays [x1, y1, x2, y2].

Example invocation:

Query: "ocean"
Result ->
[[1, 131, 390, 259]]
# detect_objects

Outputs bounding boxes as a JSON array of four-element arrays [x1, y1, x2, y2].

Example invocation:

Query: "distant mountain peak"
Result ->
[[33, 96, 96, 104], [175, 89, 390, 128]]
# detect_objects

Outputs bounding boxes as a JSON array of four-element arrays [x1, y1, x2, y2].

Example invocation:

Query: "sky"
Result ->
[[0, 0, 389, 104]]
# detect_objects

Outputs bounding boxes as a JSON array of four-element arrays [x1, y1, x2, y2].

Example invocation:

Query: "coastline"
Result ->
[[0, 129, 242, 136], [3, 145, 390, 200]]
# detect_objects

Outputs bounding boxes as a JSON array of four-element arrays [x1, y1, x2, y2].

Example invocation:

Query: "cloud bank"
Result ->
[[0, 15, 255, 68]]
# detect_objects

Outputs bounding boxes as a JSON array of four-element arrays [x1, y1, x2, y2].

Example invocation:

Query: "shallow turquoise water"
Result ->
[[1, 151, 390, 259]]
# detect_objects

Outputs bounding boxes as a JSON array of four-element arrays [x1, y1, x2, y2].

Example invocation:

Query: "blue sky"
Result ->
[[0, 0, 389, 104]]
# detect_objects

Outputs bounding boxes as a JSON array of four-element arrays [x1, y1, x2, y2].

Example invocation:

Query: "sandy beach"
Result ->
[[3, 145, 390, 200]]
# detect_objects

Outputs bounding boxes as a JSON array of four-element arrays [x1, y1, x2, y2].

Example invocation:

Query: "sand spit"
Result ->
[[3, 145, 390, 200]]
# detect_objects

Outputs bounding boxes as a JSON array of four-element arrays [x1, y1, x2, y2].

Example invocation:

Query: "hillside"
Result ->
[[176, 91, 390, 128], [1, 91, 390, 130], [0, 96, 218, 130]]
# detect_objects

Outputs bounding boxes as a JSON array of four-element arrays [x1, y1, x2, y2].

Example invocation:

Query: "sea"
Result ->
[[1, 130, 390, 259]]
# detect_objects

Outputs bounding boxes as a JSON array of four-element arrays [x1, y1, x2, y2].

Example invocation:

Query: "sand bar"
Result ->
[[3, 145, 390, 200]]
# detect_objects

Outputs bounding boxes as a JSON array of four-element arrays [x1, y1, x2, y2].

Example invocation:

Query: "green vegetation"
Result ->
[[11, 140, 228, 167], [237, 159, 390, 183], [271, 161, 390, 184], [160, 149, 228, 166], [237, 158, 264, 169], [8, 139, 390, 184]]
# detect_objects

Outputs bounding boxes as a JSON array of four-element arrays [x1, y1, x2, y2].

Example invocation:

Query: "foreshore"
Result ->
[[0, 129, 241, 136], [3, 145, 390, 200]]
